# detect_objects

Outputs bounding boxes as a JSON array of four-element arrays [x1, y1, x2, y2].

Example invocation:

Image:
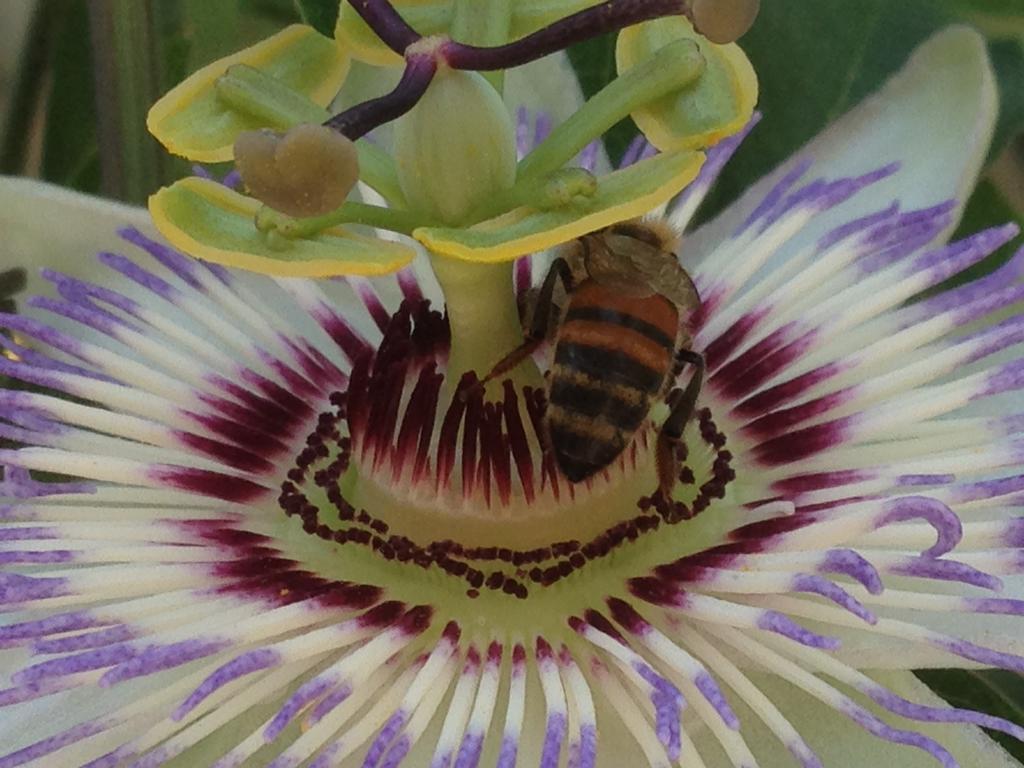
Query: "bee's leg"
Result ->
[[656, 350, 704, 496], [471, 257, 574, 392]]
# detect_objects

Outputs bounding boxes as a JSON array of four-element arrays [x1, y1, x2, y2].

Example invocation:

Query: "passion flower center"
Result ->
[[277, 298, 737, 599]]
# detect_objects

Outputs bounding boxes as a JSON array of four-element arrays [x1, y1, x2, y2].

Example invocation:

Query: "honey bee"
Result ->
[[479, 219, 704, 498]]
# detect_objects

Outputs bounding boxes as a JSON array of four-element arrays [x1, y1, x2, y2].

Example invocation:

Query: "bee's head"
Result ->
[[604, 218, 681, 256]]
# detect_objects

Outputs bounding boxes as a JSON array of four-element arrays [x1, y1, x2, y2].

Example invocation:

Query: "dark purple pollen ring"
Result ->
[[278, 299, 733, 599]]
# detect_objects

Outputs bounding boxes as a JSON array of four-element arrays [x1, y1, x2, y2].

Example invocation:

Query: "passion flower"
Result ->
[[0, 5, 1021, 768]]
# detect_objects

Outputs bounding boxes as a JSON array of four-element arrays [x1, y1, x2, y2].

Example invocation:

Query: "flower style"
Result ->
[[1, 5, 1024, 768]]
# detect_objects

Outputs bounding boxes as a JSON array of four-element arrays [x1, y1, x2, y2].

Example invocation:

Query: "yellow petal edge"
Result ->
[[336, 1, 448, 67], [415, 149, 705, 263], [149, 177, 415, 278], [617, 18, 758, 152], [148, 25, 350, 163]]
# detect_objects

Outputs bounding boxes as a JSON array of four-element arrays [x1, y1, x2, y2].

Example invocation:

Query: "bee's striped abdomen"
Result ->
[[547, 280, 679, 482]]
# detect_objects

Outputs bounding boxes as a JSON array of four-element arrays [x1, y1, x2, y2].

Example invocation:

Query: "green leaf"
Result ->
[[941, 0, 1024, 13], [294, 0, 340, 37], [938, 0, 1024, 38], [41, 0, 101, 193], [0, 269, 27, 316], [0, 268, 29, 402], [916, 669, 1024, 762]]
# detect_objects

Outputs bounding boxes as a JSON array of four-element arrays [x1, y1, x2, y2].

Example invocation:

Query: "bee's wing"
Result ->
[[603, 234, 702, 312]]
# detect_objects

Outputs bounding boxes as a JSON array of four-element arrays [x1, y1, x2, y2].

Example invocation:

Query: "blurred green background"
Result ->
[[1, 0, 1024, 758]]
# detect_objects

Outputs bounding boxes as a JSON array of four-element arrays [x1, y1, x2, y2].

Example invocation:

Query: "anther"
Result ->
[[687, 0, 760, 44], [234, 124, 360, 217]]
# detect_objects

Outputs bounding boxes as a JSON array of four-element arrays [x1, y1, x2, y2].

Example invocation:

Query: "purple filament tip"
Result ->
[[364, 711, 408, 768], [99, 639, 229, 687], [540, 713, 567, 768], [496, 736, 518, 768], [265, 676, 336, 741], [758, 611, 841, 650], [820, 549, 883, 594], [174, 648, 281, 721], [879, 496, 962, 557], [791, 574, 877, 624]]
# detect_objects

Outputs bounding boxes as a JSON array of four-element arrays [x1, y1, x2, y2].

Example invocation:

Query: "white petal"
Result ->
[[503, 52, 585, 127], [0, 176, 153, 299], [504, 52, 612, 173], [828, 576, 1024, 671], [688, 25, 997, 262], [692, 670, 1024, 768]]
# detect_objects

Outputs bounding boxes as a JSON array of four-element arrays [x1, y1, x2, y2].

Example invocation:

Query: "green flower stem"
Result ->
[[516, 37, 705, 180], [466, 167, 598, 223], [215, 65, 406, 206], [431, 256, 539, 391], [450, 0, 513, 90], [256, 200, 430, 239], [215, 65, 329, 127], [89, 0, 168, 203]]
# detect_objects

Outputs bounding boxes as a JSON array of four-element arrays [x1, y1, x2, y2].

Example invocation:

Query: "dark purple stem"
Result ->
[[324, 54, 438, 140], [326, 0, 685, 139], [346, 0, 422, 55], [442, 0, 685, 70]]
